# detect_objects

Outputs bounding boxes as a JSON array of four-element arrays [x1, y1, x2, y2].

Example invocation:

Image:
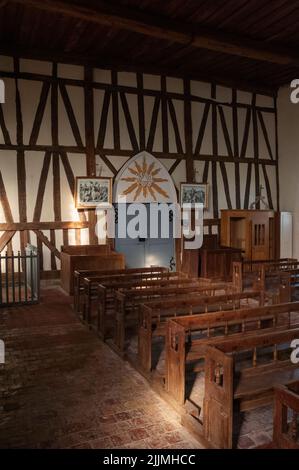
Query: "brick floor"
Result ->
[[0, 287, 202, 449]]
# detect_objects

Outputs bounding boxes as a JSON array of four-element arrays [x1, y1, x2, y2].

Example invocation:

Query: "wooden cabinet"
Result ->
[[60, 244, 125, 294], [180, 234, 242, 280], [220, 210, 279, 261], [199, 244, 242, 280]]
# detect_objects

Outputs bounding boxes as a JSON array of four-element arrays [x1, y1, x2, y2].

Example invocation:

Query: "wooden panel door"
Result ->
[[251, 213, 270, 260]]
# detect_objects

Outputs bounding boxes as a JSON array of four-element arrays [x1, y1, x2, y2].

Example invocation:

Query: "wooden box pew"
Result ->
[[259, 267, 299, 303], [61, 244, 125, 294], [242, 258, 297, 273], [98, 281, 235, 343], [96, 277, 212, 339], [75, 267, 178, 315], [272, 381, 299, 448], [138, 290, 264, 375], [233, 260, 299, 296], [83, 271, 191, 323], [277, 271, 299, 304], [203, 328, 299, 448], [73, 266, 169, 314], [108, 282, 236, 355], [166, 302, 299, 407]]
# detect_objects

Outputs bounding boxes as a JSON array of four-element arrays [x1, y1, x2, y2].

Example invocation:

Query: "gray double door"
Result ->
[[114, 204, 175, 270]]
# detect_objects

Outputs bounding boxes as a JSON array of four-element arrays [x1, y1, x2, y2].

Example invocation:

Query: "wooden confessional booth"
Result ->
[[220, 210, 280, 261], [181, 210, 284, 281]]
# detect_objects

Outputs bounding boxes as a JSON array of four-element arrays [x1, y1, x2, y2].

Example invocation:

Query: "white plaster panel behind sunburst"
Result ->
[[114, 151, 177, 203]]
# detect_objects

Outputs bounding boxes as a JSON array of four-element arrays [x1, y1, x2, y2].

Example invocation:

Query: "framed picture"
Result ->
[[75, 177, 113, 209], [180, 183, 209, 209]]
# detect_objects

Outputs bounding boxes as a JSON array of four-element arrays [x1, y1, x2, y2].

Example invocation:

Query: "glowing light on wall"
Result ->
[[145, 255, 162, 267], [69, 203, 80, 222]]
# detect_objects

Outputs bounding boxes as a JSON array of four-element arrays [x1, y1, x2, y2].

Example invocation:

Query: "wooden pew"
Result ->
[[260, 266, 299, 303], [61, 244, 125, 294], [138, 290, 264, 374], [77, 270, 188, 317], [278, 271, 299, 303], [111, 282, 239, 355], [166, 302, 299, 406], [73, 266, 169, 314], [96, 277, 208, 339], [83, 271, 190, 323], [204, 328, 299, 448], [272, 381, 299, 448], [242, 258, 297, 273], [233, 260, 299, 296]]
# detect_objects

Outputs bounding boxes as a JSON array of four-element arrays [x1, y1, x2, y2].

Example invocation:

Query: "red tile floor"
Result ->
[[0, 286, 202, 449]]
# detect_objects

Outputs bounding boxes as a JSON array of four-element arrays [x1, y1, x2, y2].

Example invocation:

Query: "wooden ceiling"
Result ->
[[1, 0, 299, 93]]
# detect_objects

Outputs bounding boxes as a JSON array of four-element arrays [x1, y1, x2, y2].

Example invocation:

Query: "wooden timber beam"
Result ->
[[0, 221, 90, 231], [0, 231, 16, 252], [9, 0, 299, 67], [33, 230, 61, 260], [0, 46, 278, 96]]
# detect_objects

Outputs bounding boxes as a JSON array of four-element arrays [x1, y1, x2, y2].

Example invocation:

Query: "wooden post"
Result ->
[[84, 67, 98, 245]]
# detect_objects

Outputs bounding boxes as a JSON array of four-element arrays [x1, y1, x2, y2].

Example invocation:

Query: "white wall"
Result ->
[[278, 85, 299, 258]]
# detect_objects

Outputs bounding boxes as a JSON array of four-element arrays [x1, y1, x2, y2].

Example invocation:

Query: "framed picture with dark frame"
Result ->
[[75, 177, 113, 209], [180, 182, 209, 209]]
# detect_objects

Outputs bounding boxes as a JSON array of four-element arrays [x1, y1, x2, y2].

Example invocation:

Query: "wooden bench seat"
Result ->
[[111, 282, 238, 354], [81, 271, 189, 320], [105, 282, 231, 351], [272, 381, 299, 448], [138, 290, 264, 373], [99, 281, 229, 341], [234, 365, 299, 399], [204, 327, 299, 448], [166, 302, 299, 407], [243, 258, 297, 273], [233, 260, 299, 301], [87, 274, 197, 324], [73, 266, 169, 313]]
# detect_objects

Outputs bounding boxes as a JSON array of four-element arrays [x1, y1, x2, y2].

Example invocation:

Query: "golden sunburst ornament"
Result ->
[[121, 157, 169, 201]]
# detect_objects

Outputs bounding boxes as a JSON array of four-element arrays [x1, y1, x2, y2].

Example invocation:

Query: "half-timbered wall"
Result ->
[[0, 55, 278, 273]]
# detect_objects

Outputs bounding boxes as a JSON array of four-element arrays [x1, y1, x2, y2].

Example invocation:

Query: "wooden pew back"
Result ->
[[98, 281, 235, 342], [243, 258, 297, 273], [79, 270, 188, 317], [103, 280, 204, 347], [204, 328, 299, 448], [273, 382, 299, 449], [166, 302, 299, 405], [138, 290, 263, 373], [84, 273, 192, 322], [73, 266, 169, 312]]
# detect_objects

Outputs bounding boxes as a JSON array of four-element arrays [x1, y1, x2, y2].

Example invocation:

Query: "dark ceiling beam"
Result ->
[[0, 45, 278, 96], [9, 0, 299, 67]]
